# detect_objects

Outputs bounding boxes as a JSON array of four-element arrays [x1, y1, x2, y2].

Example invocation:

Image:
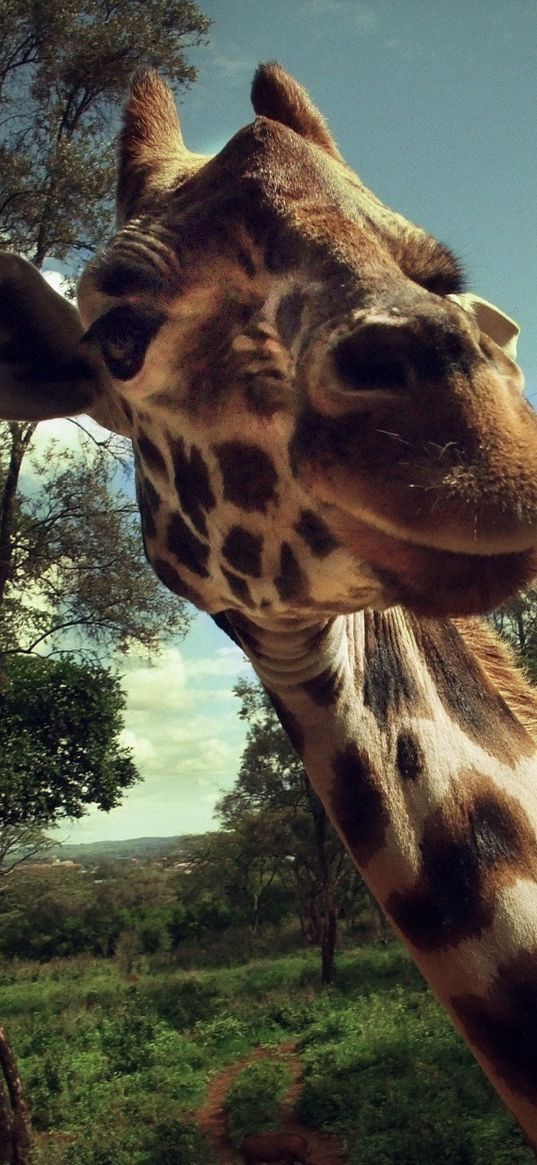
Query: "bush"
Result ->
[[141, 973, 223, 1028], [143, 1116, 217, 1165], [223, 1059, 291, 1147], [100, 994, 156, 1075]]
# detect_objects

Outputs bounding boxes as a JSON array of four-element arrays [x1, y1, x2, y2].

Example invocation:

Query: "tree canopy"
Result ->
[[212, 680, 369, 982], [0, 423, 190, 660], [0, 652, 137, 836], [0, 0, 210, 267]]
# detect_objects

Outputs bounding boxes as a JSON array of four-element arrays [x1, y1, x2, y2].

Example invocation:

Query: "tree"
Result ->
[[0, 653, 138, 841], [0, 0, 209, 659], [217, 680, 369, 984], [0, 0, 210, 267], [0, 423, 189, 659], [188, 815, 293, 937], [0, 823, 53, 879], [492, 590, 537, 682]]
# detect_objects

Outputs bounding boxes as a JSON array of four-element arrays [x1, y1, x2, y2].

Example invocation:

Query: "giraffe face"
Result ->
[[76, 65, 537, 620]]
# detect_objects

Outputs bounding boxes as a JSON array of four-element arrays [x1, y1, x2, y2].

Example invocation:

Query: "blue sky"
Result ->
[[58, 0, 537, 845]]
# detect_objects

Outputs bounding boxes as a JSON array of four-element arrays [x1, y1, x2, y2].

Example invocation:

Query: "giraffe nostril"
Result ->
[[333, 333, 409, 393], [330, 316, 459, 395], [332, 327, 411, 394]]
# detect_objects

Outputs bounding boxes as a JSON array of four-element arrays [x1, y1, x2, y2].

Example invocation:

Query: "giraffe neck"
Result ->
[[230, 606, 537, 1151]]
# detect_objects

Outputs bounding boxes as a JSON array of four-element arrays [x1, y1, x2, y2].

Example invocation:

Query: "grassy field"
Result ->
[[0, 943, 532, 1164]]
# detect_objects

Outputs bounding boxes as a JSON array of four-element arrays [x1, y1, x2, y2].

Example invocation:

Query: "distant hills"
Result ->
[[48, 834, 206, 863]]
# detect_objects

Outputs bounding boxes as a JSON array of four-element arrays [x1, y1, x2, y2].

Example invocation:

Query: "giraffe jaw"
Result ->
[[329, 507, 537, 618]]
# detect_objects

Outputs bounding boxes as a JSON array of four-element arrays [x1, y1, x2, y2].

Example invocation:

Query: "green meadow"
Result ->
[[0, 942, 532, 1165]]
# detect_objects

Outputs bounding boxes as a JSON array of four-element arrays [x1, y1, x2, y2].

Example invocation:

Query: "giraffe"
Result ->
[[1, 63, 537, 1149]]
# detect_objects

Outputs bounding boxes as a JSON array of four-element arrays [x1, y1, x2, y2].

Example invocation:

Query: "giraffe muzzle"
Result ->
[[293, 306, 537, 564], [330, 313, 471, 397]]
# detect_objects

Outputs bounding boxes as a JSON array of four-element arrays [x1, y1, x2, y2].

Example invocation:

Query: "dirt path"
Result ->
[[196, 1041, 347, 1165]]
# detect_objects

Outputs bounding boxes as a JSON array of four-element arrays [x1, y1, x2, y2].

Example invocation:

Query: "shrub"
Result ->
[[141, 973, 223, 1028], [100, 994, 156, 1075], [223, 1059, 291, 1147], [143, 1116, 217, 1165]]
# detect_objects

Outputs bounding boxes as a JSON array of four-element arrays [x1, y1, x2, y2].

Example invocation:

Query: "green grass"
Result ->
[[0, 944, 532, 1165]]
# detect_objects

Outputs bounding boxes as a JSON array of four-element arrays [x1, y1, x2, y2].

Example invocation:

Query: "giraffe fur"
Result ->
[[1, 62, 537, 1151]]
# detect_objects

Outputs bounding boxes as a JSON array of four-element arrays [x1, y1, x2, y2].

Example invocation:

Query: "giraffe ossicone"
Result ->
[[2, 62, 537, 1152]]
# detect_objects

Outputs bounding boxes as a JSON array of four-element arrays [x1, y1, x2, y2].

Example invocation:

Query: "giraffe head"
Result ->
[[2, 64, 537, 619]]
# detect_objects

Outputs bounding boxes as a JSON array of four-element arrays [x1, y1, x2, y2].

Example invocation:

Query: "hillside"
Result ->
[[47, 833, 207, 863]]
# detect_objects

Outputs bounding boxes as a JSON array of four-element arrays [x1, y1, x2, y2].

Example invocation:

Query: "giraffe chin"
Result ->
[[334, 516, 537, 618]]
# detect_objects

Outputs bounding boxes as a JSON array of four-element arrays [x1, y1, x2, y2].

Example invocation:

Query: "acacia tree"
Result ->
[[0, 0, 209, 655], [492, 592, 537, 682], [0, 652, 138, 875], [0, 424, 188, 660], [217, 680, 369, 985], [0, 0, 210, 266]]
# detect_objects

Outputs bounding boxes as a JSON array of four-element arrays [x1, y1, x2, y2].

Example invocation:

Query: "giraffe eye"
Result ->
[[85, 304, 166, 380]]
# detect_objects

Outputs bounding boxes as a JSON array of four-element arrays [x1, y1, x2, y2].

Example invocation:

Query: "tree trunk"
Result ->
[[0, 424, 35, 606], [320, 891, 337, 986], [0, 1028, 31, 1165], [308, 791, 338, 985]]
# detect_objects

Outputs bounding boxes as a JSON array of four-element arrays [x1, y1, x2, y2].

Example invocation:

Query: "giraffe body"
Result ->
[[1, 63, 537, 1151]]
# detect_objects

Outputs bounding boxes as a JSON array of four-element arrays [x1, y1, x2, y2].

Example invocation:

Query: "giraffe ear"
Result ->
[[449, 293, 520, 359], [0, 253, 107, 422], [251, 62, 344, 162], [117, 71, 208, 225]]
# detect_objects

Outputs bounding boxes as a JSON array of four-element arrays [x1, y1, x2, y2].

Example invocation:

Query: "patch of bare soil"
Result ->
[[195, 1041, 346, 1165]]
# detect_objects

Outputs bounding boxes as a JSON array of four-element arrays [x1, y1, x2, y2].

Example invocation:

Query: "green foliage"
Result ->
[[141, 972, 223, 1028], [493, 590, 537, 682], [0, 944, 533, 1165], [143, 1117, 217, 1165], [0, 0, 210, 267], [209, 679, 375, 982], [0, 424, 190, 660], [223, 1058, 292, 1147], [100, 993, 156, 1074], [0, 654, 137, 828], [0, 657, 138, 884]]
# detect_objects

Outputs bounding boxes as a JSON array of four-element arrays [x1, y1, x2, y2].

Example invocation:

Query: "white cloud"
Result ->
[[42, 268, 71, 297]]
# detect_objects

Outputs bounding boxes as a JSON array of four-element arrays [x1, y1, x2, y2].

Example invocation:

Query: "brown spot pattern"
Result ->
[[153, 557, 202, 605], [222, 526, 263, 577], [396, 731, 425, 782], [243, 373, 286, 418], [330, 743, 388, 865], [274, 542, 309, 602], [387, 773, 537, 951], [172, 438, 216, 537], [137, 475, 160, 541], [363, 611, 422, 726], [451, 950, 537, 1105], [166, 512, 209, 578], [136, 433, 167, 478], [302, 666, 345, 706], [221, 567, 254, 607], [294, 509, 338, 558], [214, 441, 279, 512]]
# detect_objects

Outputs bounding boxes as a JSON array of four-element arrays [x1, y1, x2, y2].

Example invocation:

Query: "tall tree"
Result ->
[[0, 0, 209, 655], [0, 653, 138, 869], [0, 424, 189, 659], [492, 591, 537, 682], [218, 680, 368, 984], [0, 0, 210, 266]]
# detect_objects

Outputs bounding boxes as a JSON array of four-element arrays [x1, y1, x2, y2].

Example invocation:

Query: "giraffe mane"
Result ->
[[456, 616, 537, 741]]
